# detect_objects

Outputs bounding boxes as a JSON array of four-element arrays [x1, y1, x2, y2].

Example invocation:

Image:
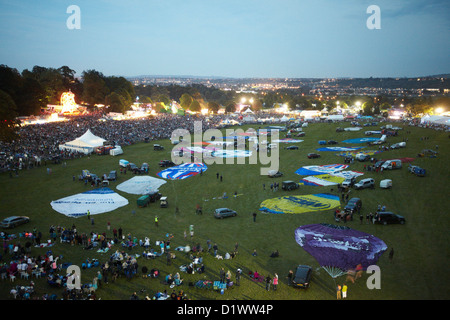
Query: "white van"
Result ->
[[381, 159, 402, 170], [380, 179, 392, 189]]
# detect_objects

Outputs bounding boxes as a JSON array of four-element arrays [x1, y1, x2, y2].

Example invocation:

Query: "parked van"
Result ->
[[119, 159, 129, 168], [381, 159, 402, 170], [380, 179, 392, 189]]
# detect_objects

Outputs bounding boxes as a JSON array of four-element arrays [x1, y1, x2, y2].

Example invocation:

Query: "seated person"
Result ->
[[196, 264, 205, 274], [270, 250, 279, 258], [165, 274, 173, 285]]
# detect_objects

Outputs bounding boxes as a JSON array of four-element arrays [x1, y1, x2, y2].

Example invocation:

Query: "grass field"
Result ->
[[0, 120, 449, 300]]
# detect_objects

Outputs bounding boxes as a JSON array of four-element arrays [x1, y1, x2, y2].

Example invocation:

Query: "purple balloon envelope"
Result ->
[[295, 223, 387, 272]]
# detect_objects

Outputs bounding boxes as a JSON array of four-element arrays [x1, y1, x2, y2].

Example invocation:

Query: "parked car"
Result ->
[[408, 164, 426, 177], [282, 181, 299, 191], [107, 170, 117, 181], [307, 153, 320, 159], [327, 140, 338, 145], [128, 163, 140, 173], [160, 196, 168, 208], [354, 178, 375, 190], [341, 176, 356, 188], [374, 160, 385, 169], [1, 216, 30, 229], [374, 212, 405, 225], [355, 153, 370, 162], [344, 198, 362, 214], [159, 160, 175, 167], [390, 142, 406, 149], [296, 132, 306, 137], [141, 163, 149, 172], [214, 208, 237, 219], [292, 265, 312, 288], [286, 146, 298, 150], [153, 144, 164, 150], [268, 170, 283, 178], [148, 191, 162, 203]]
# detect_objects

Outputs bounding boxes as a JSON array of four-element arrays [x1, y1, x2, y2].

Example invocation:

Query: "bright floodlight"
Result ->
[[435, 107, 443, 114], [60, 91, 77, 113]]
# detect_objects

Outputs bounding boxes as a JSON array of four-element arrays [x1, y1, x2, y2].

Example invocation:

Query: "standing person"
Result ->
[[219, 268, 225, 283], [253, 212, 257, 222], [235, 268, 242, 286], [213, 243, 218, 257], [265, 275, 271, 291], [118, 227, 123, 240], [87, 210, 90, 220], [189, 225, 194, 239], [216, 173, 219, 179], [342, 284, 348, 299], [287, 270, 294, 286], [155, 216, 159, 227], [273, 274, 278, 290], [389, 248, 394, 262], [359, 214, 363, 224], [337, 285, 342, 300]]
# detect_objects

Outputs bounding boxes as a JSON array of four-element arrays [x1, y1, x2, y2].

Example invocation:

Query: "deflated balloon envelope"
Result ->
[[295, 223, 387, 271]]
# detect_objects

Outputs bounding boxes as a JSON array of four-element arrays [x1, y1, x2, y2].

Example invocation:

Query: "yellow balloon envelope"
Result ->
[[260, 193, 341, 214]]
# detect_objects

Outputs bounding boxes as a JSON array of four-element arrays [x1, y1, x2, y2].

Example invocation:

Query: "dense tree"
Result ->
[[81, 70, 110, 106], [207, 101, 220, 113], [0, 89, 19, 142], [189, 100, 201, 112], [0, 65, 46, 116], [105, 92, 127, 113], [179, 93, 194, 110], [225, 101, 236, 113]]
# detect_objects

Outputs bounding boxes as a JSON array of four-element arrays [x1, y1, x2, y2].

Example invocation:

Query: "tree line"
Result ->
[[1, 64, 448, 142]]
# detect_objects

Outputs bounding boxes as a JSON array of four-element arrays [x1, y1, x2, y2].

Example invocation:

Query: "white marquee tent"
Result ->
[[420, 115, 450, 126], [59, 129, 106, 154]]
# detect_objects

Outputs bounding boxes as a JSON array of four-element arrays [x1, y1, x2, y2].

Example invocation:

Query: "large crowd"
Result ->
[[1, 112, 447, 175], [0, 113, 244, 173]]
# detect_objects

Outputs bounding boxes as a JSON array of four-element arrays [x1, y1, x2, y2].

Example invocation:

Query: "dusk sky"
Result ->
[[0, 0, 449, 78]]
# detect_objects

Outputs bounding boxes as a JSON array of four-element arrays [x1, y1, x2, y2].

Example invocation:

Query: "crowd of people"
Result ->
[[0, 112, 295, 174], [1, 216, 289, 300]]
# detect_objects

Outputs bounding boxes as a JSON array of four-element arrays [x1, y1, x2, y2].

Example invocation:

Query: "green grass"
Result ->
[[1, 121, 449, 300]]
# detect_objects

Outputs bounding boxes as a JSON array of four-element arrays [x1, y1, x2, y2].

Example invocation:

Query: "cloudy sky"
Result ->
[[0, 0, 449, 78]]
